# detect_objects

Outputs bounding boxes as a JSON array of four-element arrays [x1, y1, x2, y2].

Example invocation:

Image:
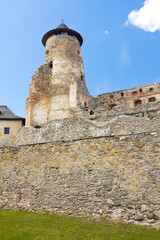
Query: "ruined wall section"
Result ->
[[97, 82, 160, 111], [26, 64, 52, 126]]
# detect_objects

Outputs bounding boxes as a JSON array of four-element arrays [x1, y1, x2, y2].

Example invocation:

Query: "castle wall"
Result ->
[[97, 82, 160, 110], [0, 130, 160, 227]]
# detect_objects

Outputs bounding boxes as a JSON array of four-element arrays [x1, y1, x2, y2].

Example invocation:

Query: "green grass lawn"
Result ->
[[0, 209, 159, 240]]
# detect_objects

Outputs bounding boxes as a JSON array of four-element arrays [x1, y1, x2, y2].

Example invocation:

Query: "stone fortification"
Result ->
[[26, 22, 93, 127], [0, 102, 160, 228], [1, 22, 160, 228], [97, 82, 160, 110]]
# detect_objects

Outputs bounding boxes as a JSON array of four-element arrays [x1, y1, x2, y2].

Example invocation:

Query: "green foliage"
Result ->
[[135, 110, 154, 119], [0, 209, 160, 240], [141, 111, 145, 117]]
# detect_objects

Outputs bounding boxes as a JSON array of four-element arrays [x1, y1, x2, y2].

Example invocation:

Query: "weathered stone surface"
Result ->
[[1, 22, 160, 229], [0, 123, 160, 228], [26, 33, 93, 127]]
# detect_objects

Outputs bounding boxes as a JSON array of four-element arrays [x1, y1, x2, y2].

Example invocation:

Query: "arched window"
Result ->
[[110, 95, 114, 99], [132, 91, 137, 96], [149, 87, 154, 92], [121, 92, 124, 97], [134, 100, 142, 107], [139, 89, 142, 93], [109, 104, 117, 110], [148, 97, 156, 102]]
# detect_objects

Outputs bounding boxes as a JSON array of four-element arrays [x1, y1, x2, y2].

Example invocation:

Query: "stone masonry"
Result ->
[[0, 102, 160, 228], [0, 22, 160, 228]]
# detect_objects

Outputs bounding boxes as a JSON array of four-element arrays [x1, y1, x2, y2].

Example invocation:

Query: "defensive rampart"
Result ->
[[0, 104, 160, 228]]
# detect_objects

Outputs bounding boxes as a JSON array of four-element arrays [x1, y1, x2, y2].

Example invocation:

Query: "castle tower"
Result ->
[[26, 21, 93, 127]]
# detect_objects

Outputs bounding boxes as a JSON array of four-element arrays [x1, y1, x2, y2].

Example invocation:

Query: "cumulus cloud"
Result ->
[[126, 0, 160, 32], [104, 30, 109, 35]]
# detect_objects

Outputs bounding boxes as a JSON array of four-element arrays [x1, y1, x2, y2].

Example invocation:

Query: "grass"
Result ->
[[0, 209, 160, 240]]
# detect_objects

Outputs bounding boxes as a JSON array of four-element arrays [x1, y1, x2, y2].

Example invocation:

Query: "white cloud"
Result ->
[[126, 0, 160, 32], [104, 30, 109, 35]]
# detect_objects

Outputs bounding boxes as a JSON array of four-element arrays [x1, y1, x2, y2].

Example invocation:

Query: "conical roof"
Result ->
[[42, 21, 83, 46], [57, 20, 68, 29]]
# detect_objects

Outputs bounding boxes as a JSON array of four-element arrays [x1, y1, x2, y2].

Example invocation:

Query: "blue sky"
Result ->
[[0, 0, 160, 117]]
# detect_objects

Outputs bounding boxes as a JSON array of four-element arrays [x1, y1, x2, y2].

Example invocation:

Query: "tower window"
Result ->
[[0, 111, 1, 114], [49, 61, 53, 68], [148, 97, 156, 102], [4, 127, 10, 134], [134, 100, 142, 107], [90, 110, 94, 115], [121, 92, 124, 97], [81, 75, 83, 81], [149, 87, 154, 92]]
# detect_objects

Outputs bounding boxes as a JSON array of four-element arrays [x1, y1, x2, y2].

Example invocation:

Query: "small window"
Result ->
[[109, 104, 117, 110], [134, 100, 142, 107], [148, 97, 156, 102], [49, 61, 53, 68], [149, 88, 153, 92], [84, 102, 87, 107], [81, 75, 83, 81], [0, 111, 1, 114], [34, 125, 41, 129], [132, 91, 137, 95], [110, 95, 114, 99], [90, 110, 94, 115], [77, 50, 80, 55], [139, 89, 142, 93], [45, 50, 49, 55], [4, 127, 10, 134], [121, 92, 124, 97]]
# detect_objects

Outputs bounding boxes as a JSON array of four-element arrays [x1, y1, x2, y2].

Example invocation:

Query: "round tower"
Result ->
[[26, 21, 93, 127], [42, 21, 85, 85]]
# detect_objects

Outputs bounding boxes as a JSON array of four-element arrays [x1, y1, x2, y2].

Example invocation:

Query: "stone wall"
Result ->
[[0, 111, 160, 228], [97, 82, 160, 110]]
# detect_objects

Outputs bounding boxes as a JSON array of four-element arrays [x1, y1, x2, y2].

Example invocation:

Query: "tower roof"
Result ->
[[42, 21, 83, 46], [57, 20, 69, 29]]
